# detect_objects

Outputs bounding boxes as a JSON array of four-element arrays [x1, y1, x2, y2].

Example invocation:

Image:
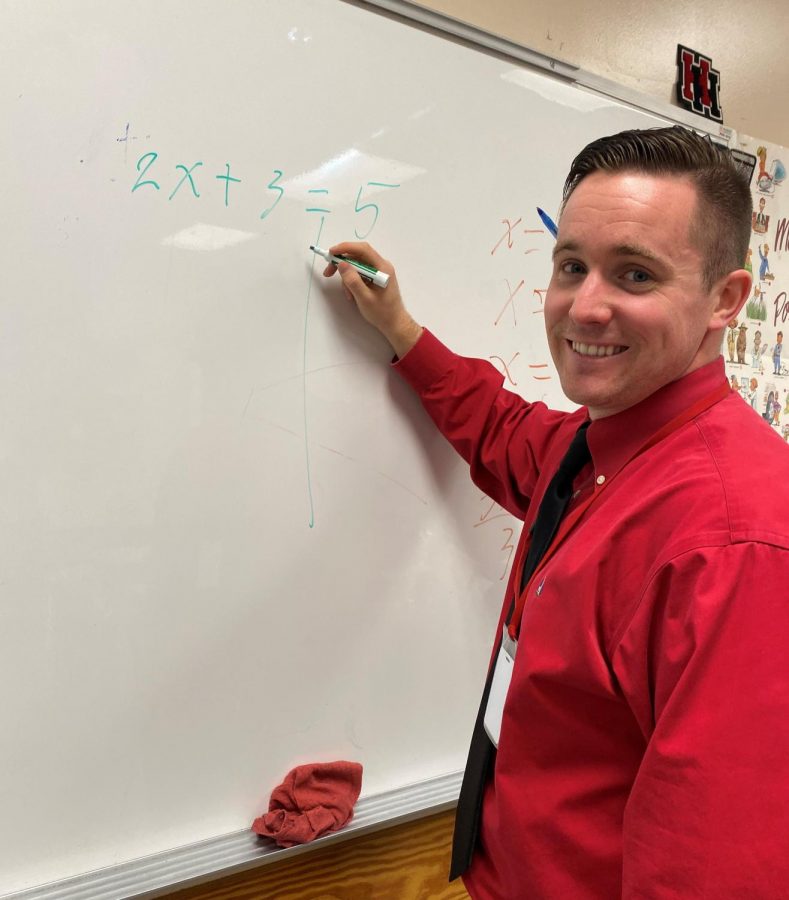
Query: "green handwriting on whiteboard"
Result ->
[[306, 187, 331, 214], [168, 162, 203, 200], [131, 153, 400, 234], [215, 163, 241, 207], [354, 182, 400, 239], [260, 169, 284, 220], [131, 152, 160, 192]]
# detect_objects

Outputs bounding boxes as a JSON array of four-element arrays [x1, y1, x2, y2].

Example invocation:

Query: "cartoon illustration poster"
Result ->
[[725, 132, 789, 441]]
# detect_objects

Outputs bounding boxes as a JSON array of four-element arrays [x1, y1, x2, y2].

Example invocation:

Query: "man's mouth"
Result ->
[[570, 340, 627, 358]]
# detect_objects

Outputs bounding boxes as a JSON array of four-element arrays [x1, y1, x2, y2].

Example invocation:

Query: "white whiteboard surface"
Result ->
[[0, 0, 677, 891]]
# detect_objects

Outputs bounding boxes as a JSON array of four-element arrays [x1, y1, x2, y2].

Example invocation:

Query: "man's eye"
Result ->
[[560, 261, 585, 275], [624, 269, 652, 284]]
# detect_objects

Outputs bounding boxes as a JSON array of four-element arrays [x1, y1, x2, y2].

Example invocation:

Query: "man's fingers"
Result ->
[[315, 242, 413, 350], [322, 257, 375, 306], [328, 241, 390, 272], [337, 261, 370, 298]]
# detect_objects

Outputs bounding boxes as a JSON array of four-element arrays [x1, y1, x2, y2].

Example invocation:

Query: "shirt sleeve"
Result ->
[[613, 541, 789, 898], [394, 329, 573, 518]]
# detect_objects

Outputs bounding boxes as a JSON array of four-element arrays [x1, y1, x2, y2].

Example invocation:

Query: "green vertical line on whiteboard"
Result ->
[[303, 216, 325, 528]]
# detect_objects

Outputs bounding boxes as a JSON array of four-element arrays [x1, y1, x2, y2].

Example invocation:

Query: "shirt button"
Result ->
[[596, 475, 606, 485]]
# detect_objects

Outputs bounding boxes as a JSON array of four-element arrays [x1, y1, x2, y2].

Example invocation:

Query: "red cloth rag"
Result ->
[[252, 761, 363, 847]]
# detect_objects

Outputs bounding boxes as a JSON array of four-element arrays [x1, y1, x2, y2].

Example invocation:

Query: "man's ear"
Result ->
[[708, 269, 753, 330]]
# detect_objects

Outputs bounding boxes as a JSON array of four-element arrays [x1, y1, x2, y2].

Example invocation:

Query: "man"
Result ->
[[324, 127, 789, 898]]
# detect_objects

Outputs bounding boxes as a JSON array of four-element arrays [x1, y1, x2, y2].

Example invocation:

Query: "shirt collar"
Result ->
[[586, 356, 728, 481]]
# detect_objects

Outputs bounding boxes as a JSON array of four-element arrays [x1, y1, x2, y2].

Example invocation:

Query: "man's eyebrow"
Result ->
[[552, 240, 665, 265], [552, 239, 578, 261], [613, 243, 664, 264]]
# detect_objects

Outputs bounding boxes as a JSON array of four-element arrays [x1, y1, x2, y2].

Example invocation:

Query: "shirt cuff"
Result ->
[[392, 328, 460, 393]]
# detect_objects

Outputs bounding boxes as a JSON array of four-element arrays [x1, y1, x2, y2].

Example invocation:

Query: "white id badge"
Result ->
[[483, 626, 517, 748]]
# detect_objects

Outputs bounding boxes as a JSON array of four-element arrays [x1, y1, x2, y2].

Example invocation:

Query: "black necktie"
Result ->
[[449, 421, 591, 881]]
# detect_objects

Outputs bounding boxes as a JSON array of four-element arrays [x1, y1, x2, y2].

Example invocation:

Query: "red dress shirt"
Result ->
[[396, 329, 789, 899]]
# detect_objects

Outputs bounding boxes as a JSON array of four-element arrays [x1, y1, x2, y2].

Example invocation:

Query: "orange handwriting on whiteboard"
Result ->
[[528, 363, 552, 382], [489, 352, 521, 387], [495, 279, 525, 327], [490, 218, 523, 255], [474, 495, 516, 581]]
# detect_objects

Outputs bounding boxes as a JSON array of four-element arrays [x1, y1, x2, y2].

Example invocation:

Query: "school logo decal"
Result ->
[[676, 45, 723, 122]]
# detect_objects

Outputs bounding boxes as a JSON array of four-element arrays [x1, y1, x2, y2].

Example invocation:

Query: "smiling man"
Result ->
[[545, 167, 748, 418], [324, 127, 789, 899]]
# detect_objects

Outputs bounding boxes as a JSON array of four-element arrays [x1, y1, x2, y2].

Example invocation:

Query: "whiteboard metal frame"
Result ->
[[1, 2, 740, 898]]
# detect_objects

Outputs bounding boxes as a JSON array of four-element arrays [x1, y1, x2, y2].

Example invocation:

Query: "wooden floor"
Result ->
[[165, 810, 469, 900]]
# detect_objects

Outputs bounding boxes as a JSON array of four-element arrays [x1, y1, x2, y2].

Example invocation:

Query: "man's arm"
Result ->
[[322, 242, 577, 518], [613, 542, 789, 898]]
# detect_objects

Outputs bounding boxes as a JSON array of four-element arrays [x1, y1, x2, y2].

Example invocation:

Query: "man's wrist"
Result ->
[[385, 318, 423, 359]]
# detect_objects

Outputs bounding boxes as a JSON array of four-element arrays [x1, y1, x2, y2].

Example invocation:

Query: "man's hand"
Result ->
[[322, 242, 423, 358]]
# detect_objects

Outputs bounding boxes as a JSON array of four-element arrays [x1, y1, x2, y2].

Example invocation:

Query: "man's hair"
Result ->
[[562, 126, 752, 290]]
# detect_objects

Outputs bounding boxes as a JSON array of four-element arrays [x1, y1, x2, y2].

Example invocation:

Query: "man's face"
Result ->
[[545, 172, 722, 419]]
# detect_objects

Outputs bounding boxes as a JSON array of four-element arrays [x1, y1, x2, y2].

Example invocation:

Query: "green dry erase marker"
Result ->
[[310, 245, 390, 288]]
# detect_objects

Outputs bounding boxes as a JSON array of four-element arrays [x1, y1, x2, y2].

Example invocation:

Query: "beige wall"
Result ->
[[413, 0, 789, 147]]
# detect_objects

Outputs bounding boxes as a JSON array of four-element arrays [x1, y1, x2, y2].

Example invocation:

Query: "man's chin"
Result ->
[[556, 376, 606, 409], [557, 378, 628, 418]]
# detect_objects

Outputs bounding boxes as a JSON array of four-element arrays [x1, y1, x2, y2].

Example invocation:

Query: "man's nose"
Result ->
[[568, 272, 613, 326]]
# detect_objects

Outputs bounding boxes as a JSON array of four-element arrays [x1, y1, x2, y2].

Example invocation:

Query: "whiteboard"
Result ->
[[0, 0, 682, 891]]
